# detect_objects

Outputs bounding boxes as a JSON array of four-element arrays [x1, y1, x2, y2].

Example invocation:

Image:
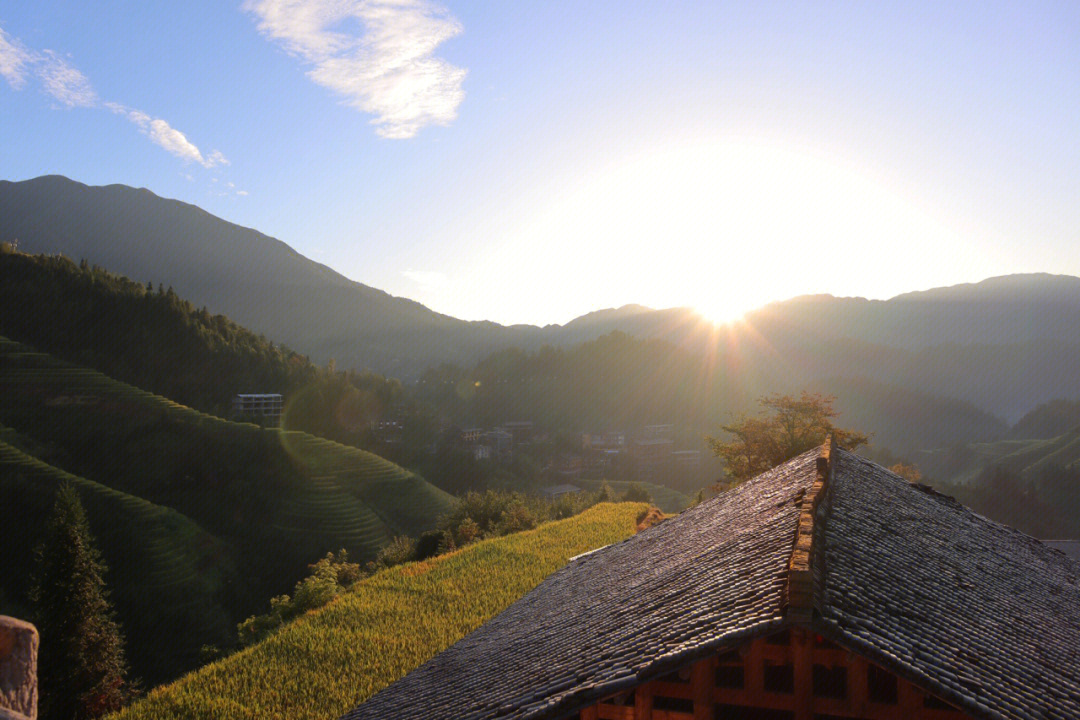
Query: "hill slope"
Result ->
[[0, 248, 320, 416], [0, 428, 236, 685], [107, 502, 647, 720], [0, 175, 521, 377], [0, 335, 455, 681]]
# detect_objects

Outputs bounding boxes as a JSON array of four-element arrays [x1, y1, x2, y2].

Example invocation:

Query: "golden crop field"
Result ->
[[108, 502, 648, 720]]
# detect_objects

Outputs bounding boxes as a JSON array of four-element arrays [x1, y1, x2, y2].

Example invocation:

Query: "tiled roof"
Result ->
[[342, 446, 1080, 720], [817, 450, 1080, 720], [1044, 540, 1080, 564]]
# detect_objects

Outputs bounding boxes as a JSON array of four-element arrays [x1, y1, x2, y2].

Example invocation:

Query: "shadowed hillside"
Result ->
[[0, 336, 456, 683], [0, 428, 236, 685]]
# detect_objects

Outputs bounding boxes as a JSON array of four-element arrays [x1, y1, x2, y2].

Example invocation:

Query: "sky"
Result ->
[[1, 1, 1078, 326]]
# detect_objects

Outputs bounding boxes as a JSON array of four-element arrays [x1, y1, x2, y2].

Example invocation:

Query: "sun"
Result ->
[[474, 138, 973, 326]]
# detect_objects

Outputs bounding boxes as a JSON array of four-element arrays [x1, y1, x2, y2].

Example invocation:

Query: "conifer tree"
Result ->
[[31, 484, 131, 720]]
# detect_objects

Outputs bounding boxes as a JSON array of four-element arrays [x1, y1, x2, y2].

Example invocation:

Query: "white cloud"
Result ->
[[37, 50, 97, 107], [0, 27, 31, 88], [3, 24, 228, 169], [206, 149, 229, 167], [106, 102, 228, 168], [236, 190, 249, 196], [245, 0, 466, 138]]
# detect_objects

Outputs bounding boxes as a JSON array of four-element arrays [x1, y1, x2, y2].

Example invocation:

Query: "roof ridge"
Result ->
[[783, 434, 835, 623]]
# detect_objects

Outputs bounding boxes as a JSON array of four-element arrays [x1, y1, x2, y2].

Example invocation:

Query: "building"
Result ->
[[630, 437, 673, 482], [231, 393, 283, 422], [484, 429, 513, 458], [500, 421, 534, 446], [642, 423, 674, 438], [460, 428, 484, 444], [583, 431, 627, 451], [343, 440, 1080, 720], [547, 455, 584, 482], [672, 449, 701, 471]]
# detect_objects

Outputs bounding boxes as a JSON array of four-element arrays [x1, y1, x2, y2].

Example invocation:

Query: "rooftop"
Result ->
[[344, 443, 1080, 720]]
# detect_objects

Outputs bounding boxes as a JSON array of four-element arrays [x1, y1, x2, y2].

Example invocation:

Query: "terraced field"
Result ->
[[0, 335, 456, 683], [0, 335, 454, 560], [0, 433, 236, 683], [107, 502, 648, 720], [917, 427, 1080, 485]]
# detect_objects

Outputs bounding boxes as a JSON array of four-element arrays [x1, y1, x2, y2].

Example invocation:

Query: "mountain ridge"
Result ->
[[4, 175, 1080, 423]]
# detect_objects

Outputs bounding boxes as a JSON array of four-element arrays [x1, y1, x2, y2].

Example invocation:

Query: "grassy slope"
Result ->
[[0, 430, 236, 683], [0, 336, 454, 561], [109, 502, 647, 720]]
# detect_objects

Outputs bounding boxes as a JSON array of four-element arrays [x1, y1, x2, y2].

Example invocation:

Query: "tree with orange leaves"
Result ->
[[707, 392, 869, 484]]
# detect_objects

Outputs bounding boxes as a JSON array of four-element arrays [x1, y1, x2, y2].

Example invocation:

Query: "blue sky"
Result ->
[[2, 2, 1078, 325]]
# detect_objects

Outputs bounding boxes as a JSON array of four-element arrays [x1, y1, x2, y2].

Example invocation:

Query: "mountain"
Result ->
[[4, 175, 1080, 426], [0, 175, 526, 377], [1008, 399, 1080, 440]]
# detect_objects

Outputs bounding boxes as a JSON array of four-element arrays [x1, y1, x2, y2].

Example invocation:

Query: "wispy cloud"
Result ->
[[1, 24, 227, 168], [37, 50, 97, 107], [245, 0, 466, 139], [106, 103, 228, 168], [0, 27, 31, 88]]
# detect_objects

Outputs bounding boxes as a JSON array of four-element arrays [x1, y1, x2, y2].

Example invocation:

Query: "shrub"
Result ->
[[621, 483, 652, 503]]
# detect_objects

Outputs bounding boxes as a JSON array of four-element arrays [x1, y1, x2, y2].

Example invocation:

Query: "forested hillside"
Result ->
[[0, 428, 235, 684], [0, 247, 320, 416]]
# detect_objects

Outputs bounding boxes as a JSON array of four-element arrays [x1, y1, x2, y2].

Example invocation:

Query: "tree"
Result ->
[[889, 462, 923, 483], [30, 484, 131, 719], [621, 483, 653, 503], [706, 392, 868, 483]]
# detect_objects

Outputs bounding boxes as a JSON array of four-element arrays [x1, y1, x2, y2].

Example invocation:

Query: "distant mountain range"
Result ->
[[4, 174, 1080, 428]]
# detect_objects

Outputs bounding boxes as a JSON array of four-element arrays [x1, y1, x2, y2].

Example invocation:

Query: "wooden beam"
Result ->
[[792, 629, 813, 720], [691, 656, 717, 720], [581, 704, 599, 720], [847, 653, 869, 716], [745, 638, 764, 696], [898, 678, 922, 716], [634, 682, 654, 720], [597, 705, 633, 720]]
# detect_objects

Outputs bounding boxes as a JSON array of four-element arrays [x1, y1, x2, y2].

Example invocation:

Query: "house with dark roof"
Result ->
[[343, 439, 1080, 720]]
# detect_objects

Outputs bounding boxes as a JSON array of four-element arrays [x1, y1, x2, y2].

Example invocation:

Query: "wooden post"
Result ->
[[848, 654, 869, 716], [692, 655, 717, 720], [792, 630, 813, 720], [745, 638, 764, 697], [634, 681, 654, 720], [898, 678, 922, 716]]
